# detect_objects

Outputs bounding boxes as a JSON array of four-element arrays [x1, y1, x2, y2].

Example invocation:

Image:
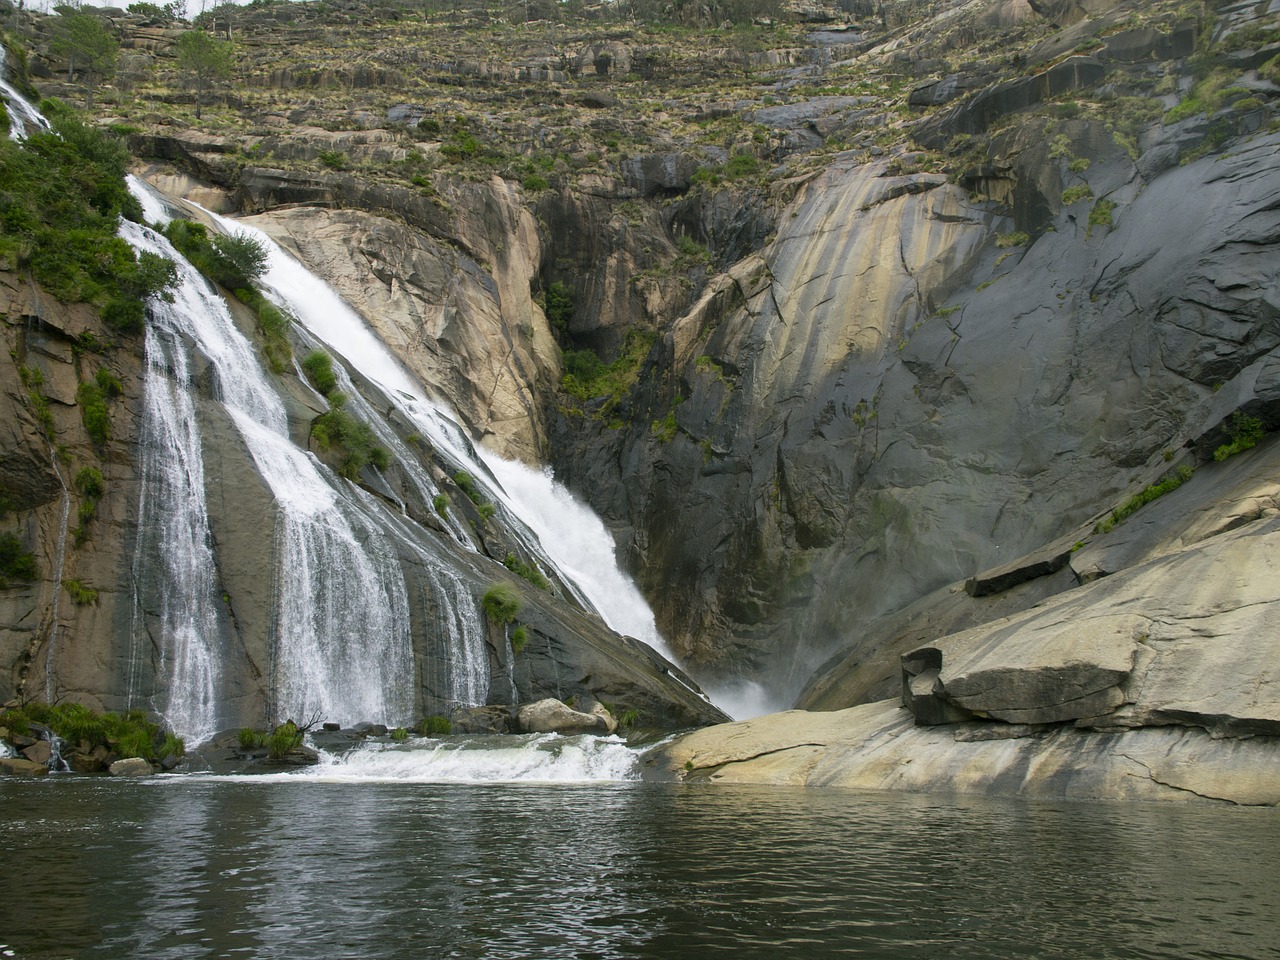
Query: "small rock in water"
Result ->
[[0, 757, 49, 777], [322, 722, 341, 731], [109, 757, 154, 777], [517, 698, 612, 735]]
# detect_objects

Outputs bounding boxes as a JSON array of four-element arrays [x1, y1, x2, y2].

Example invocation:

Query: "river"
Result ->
[[2, 752, 1278, 959]]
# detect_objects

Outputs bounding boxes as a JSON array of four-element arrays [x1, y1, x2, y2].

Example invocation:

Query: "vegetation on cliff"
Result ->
[[0, 99, 175, 333]]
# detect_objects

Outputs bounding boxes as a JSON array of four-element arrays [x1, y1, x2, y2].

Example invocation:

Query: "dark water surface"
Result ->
[[1, 775, 1278, 959]]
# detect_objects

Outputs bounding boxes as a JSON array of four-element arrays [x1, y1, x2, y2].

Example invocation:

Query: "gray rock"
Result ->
[[0, 758, 49, 777], [517, 699, 612, 735], [109, 758, 154, 777], [20, 740, 52, 766], [450, 705, 512, 734], [647, 700, 1280, 805]]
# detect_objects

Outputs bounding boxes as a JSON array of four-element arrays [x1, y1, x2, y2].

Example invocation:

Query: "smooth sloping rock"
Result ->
[[517, 699, 611, 735], [646, 701, 1280, 805]]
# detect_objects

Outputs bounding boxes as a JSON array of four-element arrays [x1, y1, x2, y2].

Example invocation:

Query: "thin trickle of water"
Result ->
[[42, 453, 69, 704], [424, 567, 489, 709], [130, 322, 225, 745]]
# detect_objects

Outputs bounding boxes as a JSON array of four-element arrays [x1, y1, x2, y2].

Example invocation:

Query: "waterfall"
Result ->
[[129, 322, 225, 745], [477, 454, 674, 659], [216, 214, 677, 660], [0, 48, 51, 141], [121, 220, 415, 730]]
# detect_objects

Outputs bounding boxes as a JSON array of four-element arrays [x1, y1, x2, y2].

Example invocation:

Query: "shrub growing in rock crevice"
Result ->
[[482, 582, 521, 625]]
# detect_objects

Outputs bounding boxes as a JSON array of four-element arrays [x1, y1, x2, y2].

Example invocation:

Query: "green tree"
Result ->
[[175, 30, 234, 120], [50, 9, 119, 108]]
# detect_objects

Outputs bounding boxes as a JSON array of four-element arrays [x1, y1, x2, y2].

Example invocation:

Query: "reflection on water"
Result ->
[[1, 777, 1278, 959]]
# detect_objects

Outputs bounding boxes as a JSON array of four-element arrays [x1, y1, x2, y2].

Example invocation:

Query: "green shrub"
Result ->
[[543, 281, 574, 331], [302, 350, 338, 396], [651, 407, 678, 443], [72, 466, 104, 546], [74, 467, 104, 500], [503, 552, 550, 590], [8, 702, 182, 761], [95, 368, 123, 397], [1094, 465, 1193, 534], [62, 578, 98, 605], [419, 715, 452, 736], [267, 721, 302, 758], [1087, 199, 1115, 236], [996, 231, 1029, 248], [433, 493, 449, 516], [560, 330, 657, 416], [0, 109, 173, 320], [453, 471, 482, 503], [77, 381, 111, 445], [724, 151, 760, 179], [1061, 185, 1093, 205], [482, 582, 521, 625], [511, 624, 529, 653], [237, 727, 267, 749], [617, 708, 640, 728], [390, 726, 409, 741], [1214, 413, 1265, 461], [675, 234, 709, 260], [477, 502, 496, 521], [318, 149, 347, 170], [0, 532, 38, 585], [312, 405, 391, 479], [208, 232, 269, 289], [522, 173, 550, 192]]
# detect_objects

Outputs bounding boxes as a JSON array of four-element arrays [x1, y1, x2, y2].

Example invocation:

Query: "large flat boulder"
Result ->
[[646, 701, 1280, 805]]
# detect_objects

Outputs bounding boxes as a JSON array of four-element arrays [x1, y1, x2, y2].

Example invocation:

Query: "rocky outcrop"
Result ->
[[241, 200, 558, 464], [644, 700, 1280, 805]]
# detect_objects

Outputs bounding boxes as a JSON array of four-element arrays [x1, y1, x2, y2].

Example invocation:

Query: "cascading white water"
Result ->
[[0, 48, 50, 141], [130, 321, 225, 745], [478, 455, 675, 659], [121, 218, 415, 729], [229, 733, 642, 784], [217, 213, 678, 661]]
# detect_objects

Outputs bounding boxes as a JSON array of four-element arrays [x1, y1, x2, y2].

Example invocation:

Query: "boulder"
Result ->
[[109, 758, 154, 777], [21, 740, 52, 765], [517, 699, 612, 735], [451, 706, 512, 734], [0, 758, 48, 777]]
